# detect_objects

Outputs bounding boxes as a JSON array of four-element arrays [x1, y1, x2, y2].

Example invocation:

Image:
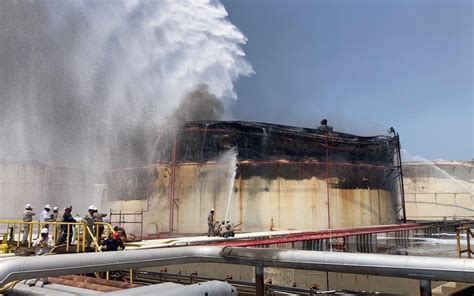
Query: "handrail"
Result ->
[[0, 220, 113, 253], [1, 220, 130, 285]]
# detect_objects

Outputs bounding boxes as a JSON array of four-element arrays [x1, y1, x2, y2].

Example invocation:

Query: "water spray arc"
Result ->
[[0, 0, 253, 216], [223, 148, 238, 222]]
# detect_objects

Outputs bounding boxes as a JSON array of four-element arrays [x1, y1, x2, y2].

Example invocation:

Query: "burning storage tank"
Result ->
[[106, 121, 403, 236]]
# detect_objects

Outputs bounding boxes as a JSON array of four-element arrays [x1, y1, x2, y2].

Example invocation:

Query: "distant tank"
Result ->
[[403, 161, 473, 220]]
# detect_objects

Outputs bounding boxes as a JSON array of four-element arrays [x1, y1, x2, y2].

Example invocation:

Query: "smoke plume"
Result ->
[[0, 0, 253, 171], [176, 84, 225, 122]]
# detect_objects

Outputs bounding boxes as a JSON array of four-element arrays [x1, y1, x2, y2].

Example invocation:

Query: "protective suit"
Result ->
[[21, 205, 35, 244]]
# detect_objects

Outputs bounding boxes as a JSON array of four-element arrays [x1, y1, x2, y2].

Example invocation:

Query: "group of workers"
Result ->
[[20, 204, 125, 251], [22, 210, 125, 288], [207, 208, 235, 237]]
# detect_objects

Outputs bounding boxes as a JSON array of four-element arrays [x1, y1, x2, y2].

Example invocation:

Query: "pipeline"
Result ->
[[103, 282, 181, 295], [0, 247, 225, 286], [222, 246, 474, 282], [1, 246, 474, 288], [104, 281, 237, 296]]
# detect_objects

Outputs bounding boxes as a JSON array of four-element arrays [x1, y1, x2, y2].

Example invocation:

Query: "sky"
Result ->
[[222, 0, 473, 161]]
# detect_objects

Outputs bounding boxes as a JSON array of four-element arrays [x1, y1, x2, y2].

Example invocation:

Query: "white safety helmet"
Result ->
[[88, 205, 97, 211], [210, 208, 215, 212], [25, 204, 32, 210], [53, 206, 59, 211], [40, 228, 49, 234], [44, 204, 51, 210], [66, 205, 73, 210]]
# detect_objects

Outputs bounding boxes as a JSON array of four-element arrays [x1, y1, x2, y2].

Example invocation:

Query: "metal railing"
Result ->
[[456, 226, 473, 258], [0, 219, 134, 286], [0, 220, 114, 253]]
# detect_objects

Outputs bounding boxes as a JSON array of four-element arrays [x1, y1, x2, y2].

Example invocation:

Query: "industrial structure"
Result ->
[[107, 121, 405, 236], [0, 121, 473, 295]]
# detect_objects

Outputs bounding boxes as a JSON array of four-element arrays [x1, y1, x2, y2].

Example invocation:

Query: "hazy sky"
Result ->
[[223, 0, 473, 161]]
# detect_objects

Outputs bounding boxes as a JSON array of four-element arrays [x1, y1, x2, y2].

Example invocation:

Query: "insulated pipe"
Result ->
[[0, 247, 225, 286], [103, 282, 182, 295], [222, 247, 474, 283], [124, 281, 237, 296], [2, 246, 474, 287]]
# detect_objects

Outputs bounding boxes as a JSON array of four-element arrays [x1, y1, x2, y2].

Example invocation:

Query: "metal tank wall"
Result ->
[[168, 165, 394, 233], [106, 121, 401, 236], [0, 161, 103, 220], [108, 164, 396, 236], [403, 161, 473, 220]]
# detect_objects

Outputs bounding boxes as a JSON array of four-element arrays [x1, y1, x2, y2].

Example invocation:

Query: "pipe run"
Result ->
[[222, 247, 474, 283], [104, 281, 237, 296], [0, 247, 225, 286], [1, 246, 474, 287]]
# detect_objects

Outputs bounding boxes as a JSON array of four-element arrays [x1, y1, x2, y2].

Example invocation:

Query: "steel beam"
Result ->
[[419, 279, 431, 296], [255, 266, 264, 296], [215, 222, 463, 247]]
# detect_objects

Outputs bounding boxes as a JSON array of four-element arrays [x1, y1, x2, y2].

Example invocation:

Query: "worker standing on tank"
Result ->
[[39, 204, 52, 230], [57, 205, 76, 245], [207, 208, 215, 237], [21, 204, 35, 244], [27, 228, 53, 287]]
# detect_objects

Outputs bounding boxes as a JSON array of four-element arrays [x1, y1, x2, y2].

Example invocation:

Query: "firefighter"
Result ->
[[207, 208, 215, 236], [54, 207, 65, 243], [92, 207, 107, 240], [28, 228, 53, 287], [219, 221, 228, 237], [101, 232, 125, 251], [113, 225, 127, 241], [51, 207, 59, 222], [213, 219, 220, 236], [84, 205, 96, 247], [39, 204, 52, 230], [57, 205, 76, 245], [226, 220, 235, 237], [32, 228, 54, 255], [21, 204, 35, 244]]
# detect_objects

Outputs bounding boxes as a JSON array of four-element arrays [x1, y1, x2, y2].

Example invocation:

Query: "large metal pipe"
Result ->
[[0, 247, 225, 286], [2, 246, 474, 288], [103, 282, 182, 295], [140, 281, 237, 296], [222, 247, 474, 283], [103, 281, 237, 296]]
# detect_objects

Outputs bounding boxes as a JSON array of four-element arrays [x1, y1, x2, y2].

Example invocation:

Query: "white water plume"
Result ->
[[221, 147, 238, 222], [0, 0, 253, 172]]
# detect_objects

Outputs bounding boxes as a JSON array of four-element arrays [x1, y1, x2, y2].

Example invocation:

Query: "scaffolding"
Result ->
[[109, 209, 144, 241]]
